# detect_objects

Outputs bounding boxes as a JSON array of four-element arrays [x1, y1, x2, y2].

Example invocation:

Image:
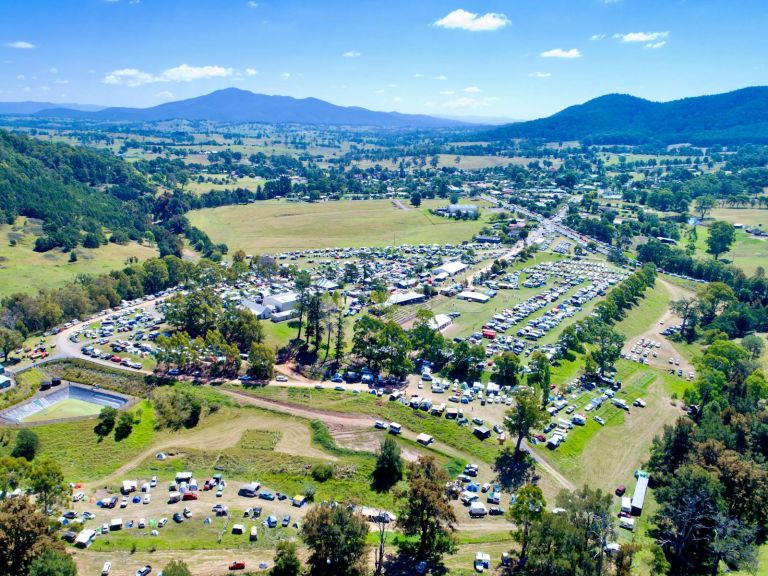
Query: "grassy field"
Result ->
[[0, 368, 46, 411], [694, 225, 767, 275], [185, 175, 266, 195], [0, 217, 157, 297], [22, 397, 104, 422], [188, 198, 492, 254], [612, 283, 670, 340], [533, 359, 689, 492], [709, 207, 768, 227]]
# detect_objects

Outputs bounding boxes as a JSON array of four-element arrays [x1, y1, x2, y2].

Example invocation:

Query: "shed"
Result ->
[[242, 300, 272, 320], [631, 475, 649, 516], [429, 314, 453, 332], [263, 292, 299, 313], [386, 292, 426, 306], [458, 291, 490, 304]]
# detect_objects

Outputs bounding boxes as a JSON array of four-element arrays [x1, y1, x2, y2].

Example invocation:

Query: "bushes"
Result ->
[[153, 387, 219, 430], [311, 463, 334, 482], [11, 429, 39, 461]]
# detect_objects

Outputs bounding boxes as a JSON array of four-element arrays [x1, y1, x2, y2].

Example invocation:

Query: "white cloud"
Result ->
[[281, 72, 291, 79], [590, 34, 605, 41], [40, 85, 50, 92], [645, 41, 667, 49], [247, 1, 259, 7], [342, 50, 361, 58], [103, 64, 234, 86], [614, 31, 669, 43], [245, 67, 258, 76], [440, 90, 455, 95], [463, 86, 480, 93], [6, 41, 35, 49], [393, 96, 402, 102], [387, 83, 398, 88], [162, 64, 233, 82], [434, 9, 510, 32], [16, 74, 24, 80], [374, 89, 385, 94], [432, 74, 447, 80], [442, 95, 501, 109], [413, 73, 424, 78], [49, 67, 58, 74], [540, 48, 581, 59], [528, 71, 552, 78], [156, 90, 174, 99], [54, 79, 69, 84], [23, 86, 31, 92]]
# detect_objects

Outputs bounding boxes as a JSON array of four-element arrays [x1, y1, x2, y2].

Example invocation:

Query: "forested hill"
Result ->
[[483, 87, 768, 145], [34, 87, 467, 128], [0, 130, 226, 259]]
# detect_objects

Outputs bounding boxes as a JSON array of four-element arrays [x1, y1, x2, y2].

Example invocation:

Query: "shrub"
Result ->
[[11, 429, 39, 461], [311, 463, 334, 482]]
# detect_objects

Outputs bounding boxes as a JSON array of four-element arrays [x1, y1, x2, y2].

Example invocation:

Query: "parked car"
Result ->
[[282, 514, 291, 527], [73, 492, 85, 502], [101, 561, 112, 575], [275, 375, 288, 382], [615, 485, 626, 496], [594, 416, 605, 426], [173, 513, 184, 523], [228, 561, 246, 571], [134, 566, 151, 576]]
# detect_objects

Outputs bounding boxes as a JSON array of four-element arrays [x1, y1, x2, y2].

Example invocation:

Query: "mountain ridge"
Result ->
[[482, 86, 768, 145], [22, 87, 469, 128]]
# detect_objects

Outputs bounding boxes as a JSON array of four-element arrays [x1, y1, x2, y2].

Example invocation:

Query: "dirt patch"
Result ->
[[391, 199, 411, 210]]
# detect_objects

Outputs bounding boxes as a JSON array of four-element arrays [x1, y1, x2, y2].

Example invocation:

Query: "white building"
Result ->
[[429, 314, 453, 332], [457, 291, 490, 303], [434, 261, 467, 277], [263, 292, 299, 312]]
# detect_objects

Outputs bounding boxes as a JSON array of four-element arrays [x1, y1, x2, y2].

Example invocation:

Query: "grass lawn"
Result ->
[[188, 198, 492, 254], [709, 207, 768, 228], [22, 397, 104, 422], [0, 217, 158, 298], [186, 175, 266, 196], [533, 359, 690, 492], [0, 368, 46, 411], [0, 400, 157, 480], [612, 284, 670, 340], [694, 225, 767, 275]]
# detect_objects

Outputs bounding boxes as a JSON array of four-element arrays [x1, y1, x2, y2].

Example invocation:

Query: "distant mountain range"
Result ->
[[0, 101, 105, 115], [483, 87, 768, 145], [0, 88, 470, 128]]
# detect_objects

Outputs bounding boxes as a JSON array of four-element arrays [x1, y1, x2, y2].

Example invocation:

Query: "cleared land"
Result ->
[[694, 225, 767, 275], [709, 207, 768, 227], [0, 217, 157, 297], [22, 397, 103, 422], [188, 198, 491, 253]]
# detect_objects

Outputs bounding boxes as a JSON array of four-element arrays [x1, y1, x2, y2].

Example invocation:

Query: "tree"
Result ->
[[161, 559, 193, 576], [395, 456, 456, 562], [505, 389, 548, 457], [492, 352, 521, 387], [0, 497, 59, 576], [220, 307, 264, 352], [11, 429, 38, 461], [248, 342, 275, 380], [0, 328, 23, 362], [372, 436, 403, 491], [270, 540, 302, 576], [28, 549, 76, 576], [95, 406, 118, 437], [28, 459, 67, 514], [294, 270, 312, 341], [706, 221, 736, 260], [741, 334, 765, 360], [410, 191, 422, 207], [528, 351, 552, 408], [114, 411, 134, 441], [671, 297, 701, 343], [584, 319, 625, 375], [695, 195, 717, 220], [509, 484, 546, 566], [0, 456, 28, 495], [301, 503, 369, 576]]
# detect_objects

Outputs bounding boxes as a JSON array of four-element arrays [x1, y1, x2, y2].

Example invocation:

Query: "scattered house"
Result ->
[[458, 291, 491, 304], [631, 474, 650, 516], [241, 300, 272, 320], [429, 314, 453, 332], [263, 292, 299, 313], [434, 261, 468, 277], [386, 292, 426, 306]]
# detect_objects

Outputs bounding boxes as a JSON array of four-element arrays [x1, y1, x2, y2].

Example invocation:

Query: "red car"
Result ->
[[615, 485, 626, 496], [182, 492, 198, 501], [110, 356, 122, 363], [203, 481, 212, 491], [228, 561, 246, 571], [534, 434, 546, 442]]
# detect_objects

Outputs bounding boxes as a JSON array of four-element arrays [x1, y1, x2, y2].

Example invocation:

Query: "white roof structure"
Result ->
[[458, 291, 490, 303], [429, 314, 453, 331], [434, 261, 468, 276], [386, 292, 425, 306]]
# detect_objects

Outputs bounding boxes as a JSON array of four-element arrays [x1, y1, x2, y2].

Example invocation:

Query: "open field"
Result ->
[[22, 397, 103, 422], [709, 207, 768, 227], [185, 175, 266, 195], [694, 225, 767, 274], [0, 217, 157, 298], [188, 198, 492, 253]]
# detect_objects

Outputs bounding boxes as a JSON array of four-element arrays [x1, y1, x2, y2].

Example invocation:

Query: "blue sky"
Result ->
[[1, 0, 767, 119]]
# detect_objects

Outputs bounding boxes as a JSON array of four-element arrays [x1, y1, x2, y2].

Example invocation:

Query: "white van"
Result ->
[[389, 423, 402, 435]]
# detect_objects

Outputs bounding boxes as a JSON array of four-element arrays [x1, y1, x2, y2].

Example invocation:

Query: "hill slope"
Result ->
[[483, 87, 768, 145], [33, 88, 466, 128]]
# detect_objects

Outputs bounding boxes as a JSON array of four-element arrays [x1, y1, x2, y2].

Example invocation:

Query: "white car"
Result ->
[[143, 494, 151, 505], [275, 375, 288, 382], [150, 476, 157, 488], [120, 497, 128, 508], [73, 491, 85, 502], [101, 561, 112, 576]]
